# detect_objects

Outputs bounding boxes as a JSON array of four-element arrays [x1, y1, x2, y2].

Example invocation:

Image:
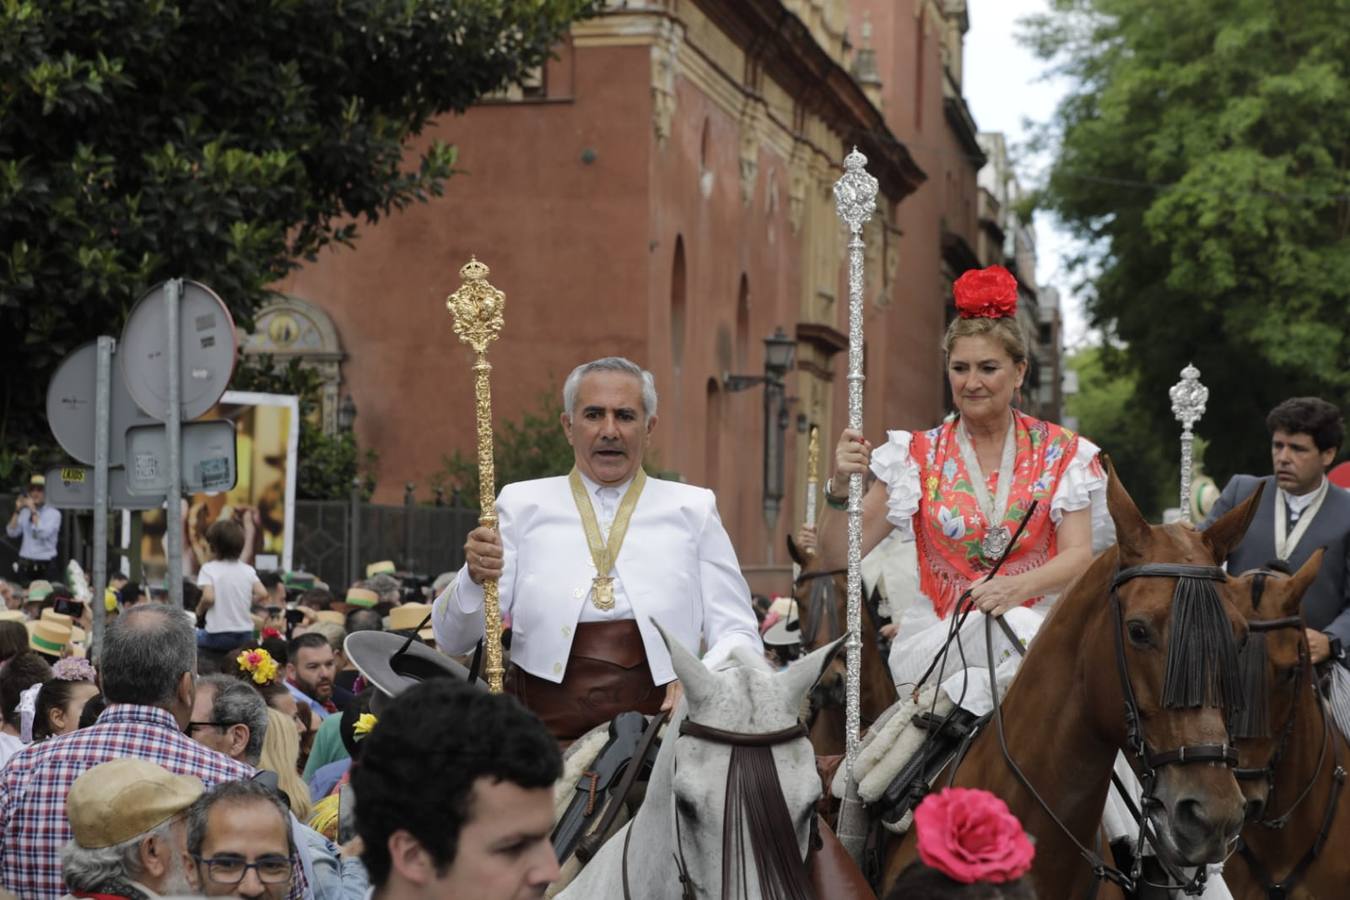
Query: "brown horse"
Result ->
[[881, 466, 1261, 899], [789, 502, 898, 757], [1223, 553, 1350, 899]]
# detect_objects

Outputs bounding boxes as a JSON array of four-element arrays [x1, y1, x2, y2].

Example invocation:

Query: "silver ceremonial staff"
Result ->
[[1169, 363, 1208, 523], [833, 147, 878, 861]]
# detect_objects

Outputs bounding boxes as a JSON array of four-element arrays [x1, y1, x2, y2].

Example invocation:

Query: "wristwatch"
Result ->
[[1326, 634, 1344, 663]]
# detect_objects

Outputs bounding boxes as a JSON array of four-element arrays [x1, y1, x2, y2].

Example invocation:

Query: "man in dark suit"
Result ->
[[1202, 397, 1350, 666]]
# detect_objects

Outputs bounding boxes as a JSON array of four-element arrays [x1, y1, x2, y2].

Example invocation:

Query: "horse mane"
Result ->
[[1232, 570, 1276, 739]]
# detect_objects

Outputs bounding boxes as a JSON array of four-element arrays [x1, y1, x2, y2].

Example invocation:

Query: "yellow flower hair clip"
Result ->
[[352, 713, 378, 741], [236, 648, 279, 685]]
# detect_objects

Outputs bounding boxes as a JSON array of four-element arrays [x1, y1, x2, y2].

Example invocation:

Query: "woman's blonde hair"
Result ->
[[260, 706, 313, 820], [942, 315, 1029, 366]]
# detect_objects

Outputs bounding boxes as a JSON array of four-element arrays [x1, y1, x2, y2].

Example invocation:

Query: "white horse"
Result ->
[[558, 625, 844, 900]]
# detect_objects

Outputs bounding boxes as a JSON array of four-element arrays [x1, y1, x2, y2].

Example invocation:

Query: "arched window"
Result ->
[[735, 275, 750, 371], [671, 237, 687, 373]]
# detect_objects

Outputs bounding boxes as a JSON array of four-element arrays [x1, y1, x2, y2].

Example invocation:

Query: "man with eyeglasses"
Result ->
[[186, 779, 294, 899]]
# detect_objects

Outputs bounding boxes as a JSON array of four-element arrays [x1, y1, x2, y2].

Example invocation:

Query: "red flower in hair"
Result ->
[[953, 266, 1018, 319], [914, 788, 1035, 884]]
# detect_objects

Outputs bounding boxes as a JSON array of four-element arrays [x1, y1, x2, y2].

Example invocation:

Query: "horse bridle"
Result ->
[[980, 562, 1243, 898], [1230, 573, 1347, 897], [620, 717, 814, 900]]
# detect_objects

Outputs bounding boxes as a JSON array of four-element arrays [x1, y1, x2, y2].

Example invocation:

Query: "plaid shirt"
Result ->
[[0, 704, 306, 900]]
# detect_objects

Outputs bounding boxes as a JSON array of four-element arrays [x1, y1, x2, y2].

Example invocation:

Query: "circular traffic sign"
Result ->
[[46, 342, 158, 466], [120, 280, 237, 422]]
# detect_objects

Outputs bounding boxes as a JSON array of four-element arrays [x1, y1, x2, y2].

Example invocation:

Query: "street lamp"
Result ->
[[724, 327, 797, 555], [338, 394, 357, 432]]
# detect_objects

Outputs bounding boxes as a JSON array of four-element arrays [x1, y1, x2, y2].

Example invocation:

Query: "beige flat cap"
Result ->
[[66, 759, 204, 848]]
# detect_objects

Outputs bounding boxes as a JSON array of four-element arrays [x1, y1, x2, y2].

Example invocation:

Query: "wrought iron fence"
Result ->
[[1, 491, 477, 593]]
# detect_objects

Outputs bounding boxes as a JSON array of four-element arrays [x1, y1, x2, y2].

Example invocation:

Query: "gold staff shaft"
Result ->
[[804, 425, 820, 557], [447, 258, 507, 693]]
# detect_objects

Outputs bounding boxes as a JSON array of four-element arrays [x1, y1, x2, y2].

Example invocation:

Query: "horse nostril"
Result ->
[[1244, 797, 1266, 823]]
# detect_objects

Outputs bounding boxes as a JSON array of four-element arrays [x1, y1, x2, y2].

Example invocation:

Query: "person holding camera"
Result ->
[[7, 474, 61, 586]]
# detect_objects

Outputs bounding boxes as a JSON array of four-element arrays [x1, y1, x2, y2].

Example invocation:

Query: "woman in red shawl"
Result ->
[[829, 265, 1108, 714]]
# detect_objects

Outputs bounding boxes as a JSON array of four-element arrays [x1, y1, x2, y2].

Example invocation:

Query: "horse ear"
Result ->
[[786, 532, 808, 569], [1104, 454, 1151, 555], [1202, 481, 1265, 564], [1279, 548, 1324, 617], [651, 619, 717, 709], [781, 635, 847, 712]]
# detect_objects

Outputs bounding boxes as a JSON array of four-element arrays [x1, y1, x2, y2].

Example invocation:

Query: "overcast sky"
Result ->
[[962, 0, 1091, 348]]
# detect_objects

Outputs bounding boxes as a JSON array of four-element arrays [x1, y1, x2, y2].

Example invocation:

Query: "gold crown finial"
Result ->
[[459, 256, 489, 282]]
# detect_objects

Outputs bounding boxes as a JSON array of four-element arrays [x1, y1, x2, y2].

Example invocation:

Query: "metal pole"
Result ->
[[1169, 363, 1208, 523], [762, 380, 779, 563], [833, 147, 878, 862], [349, 476, 362, 586], [403, 482, 415, 572], [164, 278, 184, 609], [91, 336, 113, 660]]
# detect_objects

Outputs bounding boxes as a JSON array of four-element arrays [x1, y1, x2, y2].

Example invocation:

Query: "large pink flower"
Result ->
[[914, 787, 1035, 884]]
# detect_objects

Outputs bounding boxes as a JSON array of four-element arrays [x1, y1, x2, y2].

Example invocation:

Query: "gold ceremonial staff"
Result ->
[[447, 257, 507, 693], [804, 426, 820, 559]]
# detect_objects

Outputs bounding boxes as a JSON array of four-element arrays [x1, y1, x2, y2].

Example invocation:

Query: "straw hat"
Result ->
[[27, 619, 71, 657], [315, 610, 346, 626], [386, 603, 431, 632], [365, 560, 397, 578], [344, 587, 378, 609], [0, 611, 27, 624], [66, 759, 203, 849], [40, 609, 74, 628], [25, 581, 53, 603]]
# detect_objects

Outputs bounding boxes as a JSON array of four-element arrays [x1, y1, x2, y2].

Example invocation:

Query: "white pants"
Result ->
[[887, 600, 1048, 717]]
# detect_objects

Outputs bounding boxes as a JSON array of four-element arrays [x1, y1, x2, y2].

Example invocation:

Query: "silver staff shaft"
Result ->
[[833, 147, 878, 781], [1170, 363, 1208, 522]]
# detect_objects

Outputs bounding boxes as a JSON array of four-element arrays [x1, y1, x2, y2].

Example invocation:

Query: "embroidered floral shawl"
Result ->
[[911, 411, 1081, 619]]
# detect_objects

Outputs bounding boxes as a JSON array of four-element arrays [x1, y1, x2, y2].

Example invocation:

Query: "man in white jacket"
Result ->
[[433, 357, 762, 740]]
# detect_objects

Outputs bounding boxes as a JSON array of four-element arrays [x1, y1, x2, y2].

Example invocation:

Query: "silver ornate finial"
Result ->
[[833, 147, 879, 234], [1169, 363, 1208, 522]]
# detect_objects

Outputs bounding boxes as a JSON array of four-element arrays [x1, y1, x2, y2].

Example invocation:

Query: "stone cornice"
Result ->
[[692, 0, 926, 201]]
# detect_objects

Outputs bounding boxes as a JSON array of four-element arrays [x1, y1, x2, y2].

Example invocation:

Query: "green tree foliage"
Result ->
[[433, 389, 575, 509], [1024, 0, 1350, 482], [230, 356, 376, 501], [0, 0, 598, 450], [1065, 346, 1176, 519]]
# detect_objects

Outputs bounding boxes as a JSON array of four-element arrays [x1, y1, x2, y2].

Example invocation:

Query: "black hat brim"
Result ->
[[344, 631, 483, 715]]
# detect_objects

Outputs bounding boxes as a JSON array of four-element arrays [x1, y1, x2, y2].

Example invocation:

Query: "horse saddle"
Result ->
[[552, 710, 664, 864], [874, 706, 986, 827]]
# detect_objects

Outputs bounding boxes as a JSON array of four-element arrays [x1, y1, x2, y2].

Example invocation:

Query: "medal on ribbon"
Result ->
[[568, 468, 647, 611]]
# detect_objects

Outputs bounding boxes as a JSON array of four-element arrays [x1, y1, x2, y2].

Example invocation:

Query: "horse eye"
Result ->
[[1127, 622, 1151, 647]]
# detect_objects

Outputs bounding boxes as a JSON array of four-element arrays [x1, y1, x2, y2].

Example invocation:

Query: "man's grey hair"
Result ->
[[366, 573, 401, 600], [199, 675, 269, 766], [562, 357, 659, 419], [101, 605, 196, 708], [61, 816, 175, 895], [308, 622, 346, 653], [187, 780, 296, 859]]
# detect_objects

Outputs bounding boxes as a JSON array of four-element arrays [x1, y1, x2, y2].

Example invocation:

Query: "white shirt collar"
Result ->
[[1282, 476, 1326, 513], [577, 470, 633, 497]]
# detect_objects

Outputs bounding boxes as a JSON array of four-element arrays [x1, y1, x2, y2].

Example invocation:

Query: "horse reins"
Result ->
[[620, 718, 814, 900]]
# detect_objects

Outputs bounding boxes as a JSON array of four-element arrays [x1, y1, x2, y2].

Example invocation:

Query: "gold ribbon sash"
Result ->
[[568, 467, 648, 611]]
